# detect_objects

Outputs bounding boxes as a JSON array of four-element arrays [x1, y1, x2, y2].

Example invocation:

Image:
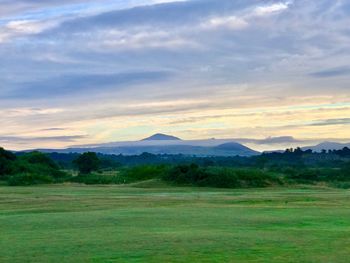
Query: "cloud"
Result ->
[[309, 118, 350, 126], [310, 66, 350, 78], [0, 135, 86, 143], [0, 19, 57, 43], [87, 29, 198, 51], [6, 71, 172, 98], [3, 108, 64, 117], [253, 2, 291, 17], [202, 16, 248, 30], [39, 128, 66, 131], [0, 0, 350, 149], [237, 136, 301, 145], [0, 0, 191, 19], [202, 1, 292, 31], [6, 20, 53, 34]]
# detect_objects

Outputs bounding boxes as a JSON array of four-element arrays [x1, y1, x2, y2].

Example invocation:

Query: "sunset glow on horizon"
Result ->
[[1, 0, 349, 150]]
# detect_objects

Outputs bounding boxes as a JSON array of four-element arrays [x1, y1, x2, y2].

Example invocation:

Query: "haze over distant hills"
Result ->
[[33, 133, 259, 156], [1, 0, 349, 157], [27, 133, 350, 157], [303, 142, 350, 152]]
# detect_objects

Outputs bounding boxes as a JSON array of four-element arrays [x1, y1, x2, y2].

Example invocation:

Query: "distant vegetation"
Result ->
[[0, 148, 68, 186], [0, 146, 349, 187], [163, 164, 282, 188], [74, 152, 100, 174]]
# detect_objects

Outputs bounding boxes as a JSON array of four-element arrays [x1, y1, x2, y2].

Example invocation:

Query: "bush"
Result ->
[[20, 151, 59, 169], [285, 168, 349, 182], [123, 165, 169, 182], [341, 162, 350, 179], [8, 173, 54, 186], [12, 159, 67, 178], [163, 164, 282, 188], [71, 172, 123, 185], [332, 182, 350, 189], [197, 168, 240, 188], [2, 151, 69, 185]]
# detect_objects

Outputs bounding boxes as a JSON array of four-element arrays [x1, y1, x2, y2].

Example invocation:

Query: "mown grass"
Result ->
[[0, 184, 350, 262]]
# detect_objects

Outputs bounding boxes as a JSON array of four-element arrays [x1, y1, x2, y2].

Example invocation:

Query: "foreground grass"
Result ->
[[0, 184, 350, 262]]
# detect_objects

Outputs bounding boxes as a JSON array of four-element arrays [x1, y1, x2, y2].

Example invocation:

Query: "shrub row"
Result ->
[[163, 164, 283, 188], [0, 149, 69, 186]]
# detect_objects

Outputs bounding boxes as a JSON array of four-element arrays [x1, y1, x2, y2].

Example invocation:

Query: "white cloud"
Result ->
[[6, 20, 48, 34], [0, 19, 58, 43], [81, 29, 199, 51], [202, 16, 248, 30], [4, 108, 65, 117], [0, 0, 349, 149], [201, 2, 292, 31], [253, 2, 290, 17]]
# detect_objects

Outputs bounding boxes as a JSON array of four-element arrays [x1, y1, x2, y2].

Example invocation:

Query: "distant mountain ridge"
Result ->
[[25, 133, 350, 156], [215, 142, 252, 151], [303, 141, 350, 152], [35, 142, 259, 157], [31, 133, 259, 156]]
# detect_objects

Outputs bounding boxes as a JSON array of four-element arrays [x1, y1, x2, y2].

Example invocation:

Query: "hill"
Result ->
[[142, 133, 181, 141], [303, 141, 350, 152], [215, 142, 254, 151], [35, 141, 259, 157]]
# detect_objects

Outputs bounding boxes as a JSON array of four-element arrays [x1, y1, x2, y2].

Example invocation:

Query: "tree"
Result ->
[[0, 147, 16, 177], [21, 151, 59, 169], [342, 161, 350, 178], [74, 152, 100, 174], [0, 147, 16, 161]]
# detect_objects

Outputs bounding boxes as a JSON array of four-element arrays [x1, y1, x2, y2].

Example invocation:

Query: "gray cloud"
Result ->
[[0, 135, 87, 143], [309, 118, 350, 126], [1, 0, 350, 149], [50, 0, 249, 32], [223, 136, 302, 145], [39, 128, 67, 131], [6, 71, 171, 98], [310, 67, 350, 78], [250, 136, 301, 145]]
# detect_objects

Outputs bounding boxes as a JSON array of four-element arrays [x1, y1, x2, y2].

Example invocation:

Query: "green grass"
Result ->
[[0, 184, 350, 262]]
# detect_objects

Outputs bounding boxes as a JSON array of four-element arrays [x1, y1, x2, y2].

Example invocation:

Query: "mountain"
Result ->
[[215, 142, 253, 151], [71, 135, 304, 149], [35, 141, 258, 157], [214, 142, 259, 156], [30, 133, 261, 156], [302, 141, 350, 152], [141, 133, 181, 141]]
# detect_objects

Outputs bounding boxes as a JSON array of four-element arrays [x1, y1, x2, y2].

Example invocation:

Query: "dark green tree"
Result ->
[[74, 152, 100, 174], [0, 147, 16, 177], [21, 151, 59, 169]]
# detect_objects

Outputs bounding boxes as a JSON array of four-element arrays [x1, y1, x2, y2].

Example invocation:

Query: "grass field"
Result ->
[[1, 183, 350, 262]]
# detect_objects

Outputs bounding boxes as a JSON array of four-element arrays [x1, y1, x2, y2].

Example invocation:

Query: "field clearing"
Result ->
[[1, 184, 350, 262]]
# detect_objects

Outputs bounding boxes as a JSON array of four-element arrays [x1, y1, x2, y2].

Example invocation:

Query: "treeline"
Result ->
[[0, 148, 69, 186], [44, 147, 350, 169], [1, 146, 349, 188], [163, 164, 283, 188]]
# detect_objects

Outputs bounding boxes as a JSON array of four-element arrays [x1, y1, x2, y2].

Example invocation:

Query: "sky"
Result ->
[[0, 0, 350, 151]]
